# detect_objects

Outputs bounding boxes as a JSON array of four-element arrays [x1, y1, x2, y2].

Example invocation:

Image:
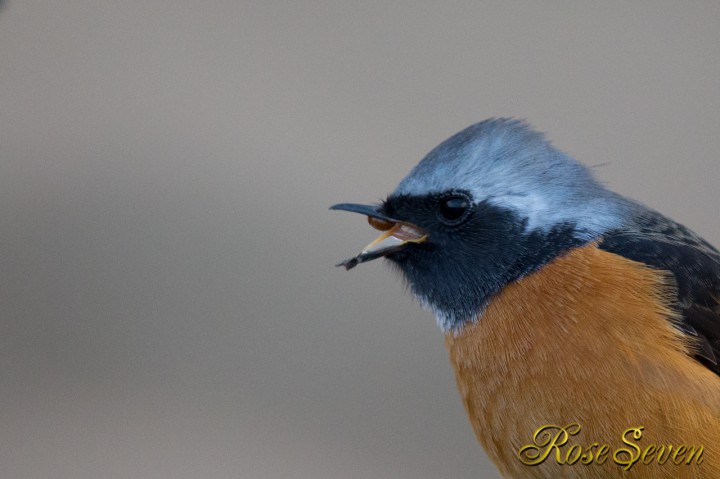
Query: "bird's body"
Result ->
[[332, 119, 720, 478], [448, 244, 720, 478]]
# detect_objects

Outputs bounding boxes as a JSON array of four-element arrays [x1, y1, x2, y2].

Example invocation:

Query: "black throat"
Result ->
[[382, 196, 586, 331]]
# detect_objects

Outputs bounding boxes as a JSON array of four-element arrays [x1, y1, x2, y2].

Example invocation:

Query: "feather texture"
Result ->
[[446, 245, 720, 478]]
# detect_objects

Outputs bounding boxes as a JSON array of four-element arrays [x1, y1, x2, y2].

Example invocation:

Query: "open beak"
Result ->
[[330, 203, 428, 270]]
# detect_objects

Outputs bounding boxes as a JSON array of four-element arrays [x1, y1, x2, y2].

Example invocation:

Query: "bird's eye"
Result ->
[[438, 195, 470, 224]]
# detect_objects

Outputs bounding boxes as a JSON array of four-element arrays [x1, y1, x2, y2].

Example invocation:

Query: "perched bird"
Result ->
[[331, 119, 720, 478]]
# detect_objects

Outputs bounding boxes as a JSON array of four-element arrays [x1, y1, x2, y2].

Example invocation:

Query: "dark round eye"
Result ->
[[438, 195, 470, 224]]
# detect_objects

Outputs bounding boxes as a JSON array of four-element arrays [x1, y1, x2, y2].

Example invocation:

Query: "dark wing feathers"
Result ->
[[598, 209, 720, 376]]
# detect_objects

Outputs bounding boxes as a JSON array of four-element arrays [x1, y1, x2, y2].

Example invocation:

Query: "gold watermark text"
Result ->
[[518, 424, 704, 470]]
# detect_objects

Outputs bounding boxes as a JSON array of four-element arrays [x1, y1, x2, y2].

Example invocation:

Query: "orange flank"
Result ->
[[445, 245, 720, 478]]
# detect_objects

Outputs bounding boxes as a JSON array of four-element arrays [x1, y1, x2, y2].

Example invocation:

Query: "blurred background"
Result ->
[[1, 2, 718, 478]]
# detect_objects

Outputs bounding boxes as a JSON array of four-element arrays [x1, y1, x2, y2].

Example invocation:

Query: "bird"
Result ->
[[331, 118, 720, 478]]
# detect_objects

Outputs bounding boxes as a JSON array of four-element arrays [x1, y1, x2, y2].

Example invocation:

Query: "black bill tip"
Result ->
[[329, 203, 398, 223], [335, 257, 360, 270]]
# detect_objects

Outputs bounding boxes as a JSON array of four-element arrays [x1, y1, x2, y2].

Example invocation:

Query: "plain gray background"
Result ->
[[1, 2, 719, 478]]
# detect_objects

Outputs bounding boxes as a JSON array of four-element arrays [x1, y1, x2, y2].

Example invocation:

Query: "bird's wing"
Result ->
[[598, 209, 720, 376]]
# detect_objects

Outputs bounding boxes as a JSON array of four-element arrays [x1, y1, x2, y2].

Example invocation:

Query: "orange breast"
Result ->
[[445, 245, 720, 478]]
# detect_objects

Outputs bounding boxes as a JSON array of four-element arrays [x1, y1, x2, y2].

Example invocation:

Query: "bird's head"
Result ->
[[332, 118, 631, 332]]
